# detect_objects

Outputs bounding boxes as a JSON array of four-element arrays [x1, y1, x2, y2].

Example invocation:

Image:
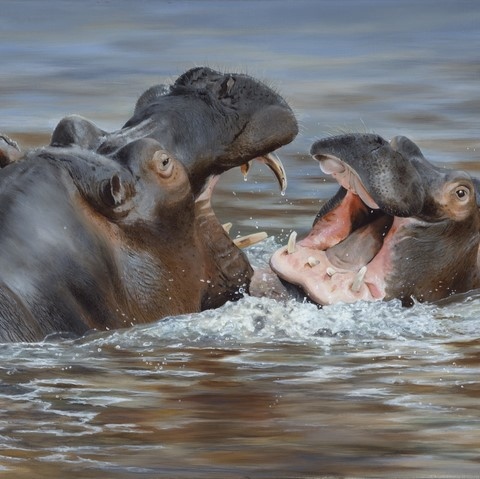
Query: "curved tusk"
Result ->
[[240, 162, 251, 180], [255, 152, 287, 195]]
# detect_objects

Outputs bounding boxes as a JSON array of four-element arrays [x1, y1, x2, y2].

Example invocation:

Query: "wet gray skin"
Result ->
[[0, 138, 222, 342], [51, 67, 296, 197], [0, 68, 297, 341], [270, 133, 480, 306], [49, 67, 297, 311]]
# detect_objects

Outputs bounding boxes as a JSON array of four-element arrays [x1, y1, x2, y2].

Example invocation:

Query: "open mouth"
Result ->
[[197, 152, 287, 249], [270, 154, 407, 305]]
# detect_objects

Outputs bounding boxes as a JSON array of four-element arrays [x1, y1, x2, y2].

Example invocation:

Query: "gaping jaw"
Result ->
[[270, 133, 480, 306], [270, 184, 396, 305], [194, 150, 288, 310], [197, 151, 287, 239]]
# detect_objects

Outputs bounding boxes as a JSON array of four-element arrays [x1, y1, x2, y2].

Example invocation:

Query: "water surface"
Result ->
[[1, 1, 480, 477]]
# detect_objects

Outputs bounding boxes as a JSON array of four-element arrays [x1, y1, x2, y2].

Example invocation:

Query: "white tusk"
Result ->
[[351, 266, 367, 293], [233, 231, 268, 249], [326, 267, 337, 277], [256, 152, 288, 195], [222, 222, 233, 234], [307, 256, 320, 267], [287, 231, 297, 254]]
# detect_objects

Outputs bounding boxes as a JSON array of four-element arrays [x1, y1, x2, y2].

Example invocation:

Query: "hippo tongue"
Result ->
[[325, 213, 393, 270]]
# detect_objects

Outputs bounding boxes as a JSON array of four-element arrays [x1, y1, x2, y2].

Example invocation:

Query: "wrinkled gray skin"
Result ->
[[267, 133, 480, 306], [0, 68, 297, 342], [51, 67, 298, 310], [52, 67, 296, 196], [0, 139, 203, 342]]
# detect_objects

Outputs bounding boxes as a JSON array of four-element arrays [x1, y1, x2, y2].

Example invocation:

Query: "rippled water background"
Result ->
[[1, 1, 480, 477]]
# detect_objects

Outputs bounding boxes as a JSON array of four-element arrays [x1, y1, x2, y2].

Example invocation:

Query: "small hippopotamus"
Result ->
[[0, 68, 297, 342], [269, 133, 480, 306]]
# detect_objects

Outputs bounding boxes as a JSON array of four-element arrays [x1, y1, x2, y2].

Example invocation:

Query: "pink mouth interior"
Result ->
[[270, 172, 407, 305]]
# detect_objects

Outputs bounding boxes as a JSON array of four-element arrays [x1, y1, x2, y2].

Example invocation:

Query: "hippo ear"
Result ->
[[389, 136, 426, 160], [101, 174, 128, 207], [84, 172, 134, 219], [51, 115, 107, 149], [0, 134, 22, 167]]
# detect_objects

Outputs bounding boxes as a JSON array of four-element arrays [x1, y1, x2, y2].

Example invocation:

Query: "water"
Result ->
[[1, 0, 480, 477]]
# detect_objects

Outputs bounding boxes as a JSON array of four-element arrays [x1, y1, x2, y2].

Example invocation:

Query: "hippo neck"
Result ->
[[194, 203, 253, 310], [116, 222, 206, 321], [385, 218, 480, 303]]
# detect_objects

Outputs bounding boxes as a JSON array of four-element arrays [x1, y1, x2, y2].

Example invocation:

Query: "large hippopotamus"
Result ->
[[0, 67, 297, 342], [269, 133, 480, 306], [51, 67, 295, 311]]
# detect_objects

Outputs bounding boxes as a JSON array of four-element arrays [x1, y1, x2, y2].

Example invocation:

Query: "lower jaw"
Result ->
[[270, 243, 386, 305]]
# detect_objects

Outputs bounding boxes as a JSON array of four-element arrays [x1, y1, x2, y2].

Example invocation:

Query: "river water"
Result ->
[[1, 1, 480, 477]]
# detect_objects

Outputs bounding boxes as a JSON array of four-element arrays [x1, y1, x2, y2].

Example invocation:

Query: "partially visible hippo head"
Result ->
[[50, 67, 298, 310], [0, 137, 213, 342], [271, 133, 480, 306]]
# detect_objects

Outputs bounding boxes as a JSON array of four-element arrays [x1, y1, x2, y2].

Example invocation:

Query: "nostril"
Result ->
[[319, 156, 346, 174]]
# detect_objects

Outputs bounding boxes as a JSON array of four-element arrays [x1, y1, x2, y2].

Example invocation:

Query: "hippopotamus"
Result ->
[[269, 133, 480, 306], [0, 67, 297, 342], [51, 67, 296, 310]]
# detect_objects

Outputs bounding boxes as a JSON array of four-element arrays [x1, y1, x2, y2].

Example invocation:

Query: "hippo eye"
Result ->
[[160, 154, 170, 168], [152, 150, 174, 178], [455, 187, 469, 201]]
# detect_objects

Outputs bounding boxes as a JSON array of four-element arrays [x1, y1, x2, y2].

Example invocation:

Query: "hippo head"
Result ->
[[52, 66, 296, 197], [26, 138, 193, 231], [51, 67, 298, 310], [0, 138, 209, 342], [271, 133, 480, 306]]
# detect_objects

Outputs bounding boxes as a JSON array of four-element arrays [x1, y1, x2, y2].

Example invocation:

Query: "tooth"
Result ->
[[307, 256, 320, 267], [256, 152, 287, 195], [287, 231, 297, 254], [351, 266, 367, 293], [233, 231, 268, 249], [222, 222, 233, 234], [240, 162, 251, 181], [326, 267, 337, 277]]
